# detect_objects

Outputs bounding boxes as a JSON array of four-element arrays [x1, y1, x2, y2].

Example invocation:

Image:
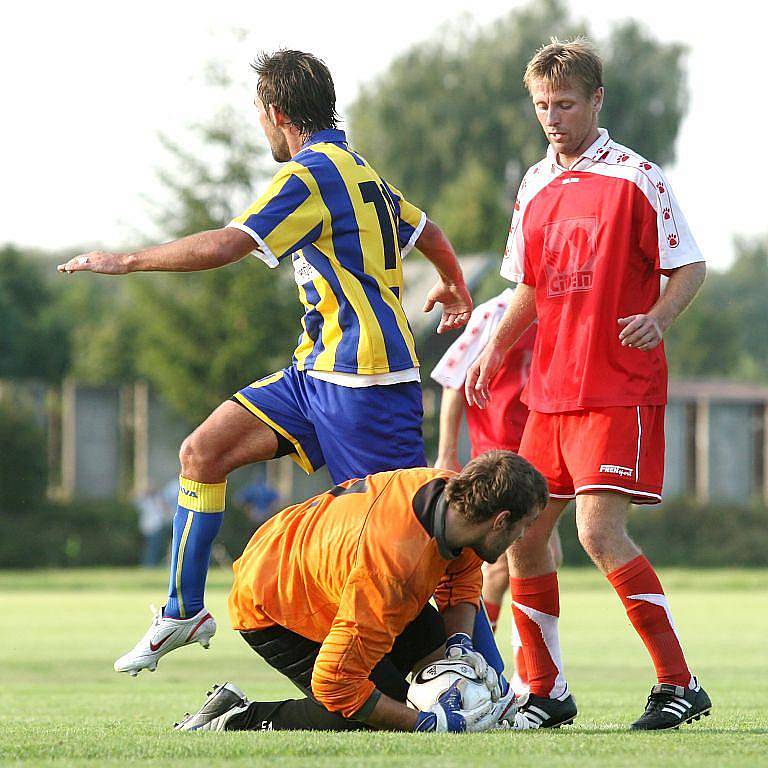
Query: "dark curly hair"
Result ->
[[251, 49, 339, 136], [445, 450, 548, 526]]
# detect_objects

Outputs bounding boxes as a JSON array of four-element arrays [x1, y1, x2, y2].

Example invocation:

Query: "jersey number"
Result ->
[[359, 181, 398, 270]]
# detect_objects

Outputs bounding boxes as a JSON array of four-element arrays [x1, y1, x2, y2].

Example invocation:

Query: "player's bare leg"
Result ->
[[179, 400, 280, 483], [574, 492, 639, 573], [548, 526, 563, 571], [575, 492, 710, 729], [481, 558, 509, 632], [507, 498, 566, 577], [115, 401, 281, 676]]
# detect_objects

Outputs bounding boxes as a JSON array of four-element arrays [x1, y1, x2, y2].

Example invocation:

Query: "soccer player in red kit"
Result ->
[[432, 290, 562, 695], [466, 38, 710, 730]]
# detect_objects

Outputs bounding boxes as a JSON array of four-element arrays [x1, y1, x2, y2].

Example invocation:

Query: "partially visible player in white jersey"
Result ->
[[466, 38, 710, 731], [431, 290, 561, 695]]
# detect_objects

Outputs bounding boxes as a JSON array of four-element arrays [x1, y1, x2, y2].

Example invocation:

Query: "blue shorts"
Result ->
[[233, 366, 426, 484]]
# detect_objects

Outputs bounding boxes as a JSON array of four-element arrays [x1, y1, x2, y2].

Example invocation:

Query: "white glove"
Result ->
[[445, 633, 500, 701], [471, 687, 531, 732], [414, 679, 494, 733]]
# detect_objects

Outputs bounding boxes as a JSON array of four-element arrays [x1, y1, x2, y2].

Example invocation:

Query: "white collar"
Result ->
[[546, 127, 611, 171]]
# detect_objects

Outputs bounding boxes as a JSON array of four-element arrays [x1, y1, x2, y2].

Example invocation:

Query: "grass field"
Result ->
[[1, 568, 766, 767]]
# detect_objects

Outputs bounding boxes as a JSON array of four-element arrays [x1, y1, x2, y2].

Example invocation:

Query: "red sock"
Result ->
[[484, 601, 501, 633], [607, 555, 692, 687], [510, 572, 566, 698]]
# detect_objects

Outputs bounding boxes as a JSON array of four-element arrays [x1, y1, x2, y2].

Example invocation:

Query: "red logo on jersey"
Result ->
[[542, 216, 598, 297]]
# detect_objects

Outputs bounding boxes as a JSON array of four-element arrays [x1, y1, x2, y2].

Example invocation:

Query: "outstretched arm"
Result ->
[[415, 219, 473, 333], [618, 261, 706, 351], [57, 228, 257, 275]]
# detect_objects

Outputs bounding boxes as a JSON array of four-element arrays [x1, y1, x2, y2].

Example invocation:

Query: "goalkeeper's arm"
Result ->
[[357, 683, 492, 733]]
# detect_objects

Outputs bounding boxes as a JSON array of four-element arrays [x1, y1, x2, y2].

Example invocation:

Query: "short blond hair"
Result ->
[[524, 37, 603, 97]]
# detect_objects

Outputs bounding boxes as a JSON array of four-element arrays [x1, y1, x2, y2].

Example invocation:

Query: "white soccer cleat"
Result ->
[[114, 605, 216, 676]]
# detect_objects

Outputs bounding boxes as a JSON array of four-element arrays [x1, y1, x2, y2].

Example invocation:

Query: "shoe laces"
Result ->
[[644, 690, 676, 713]]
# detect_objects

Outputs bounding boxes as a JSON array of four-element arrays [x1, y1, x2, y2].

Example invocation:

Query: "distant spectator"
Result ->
[[234, 480, 280, 529], [135, 479, 177, 567]]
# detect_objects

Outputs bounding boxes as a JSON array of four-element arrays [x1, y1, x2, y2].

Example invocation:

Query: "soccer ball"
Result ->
[[407, 659, 492, 712]]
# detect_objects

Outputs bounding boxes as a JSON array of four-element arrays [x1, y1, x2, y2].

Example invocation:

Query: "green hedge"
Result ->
[[1, 500, 141, 568], [2, 496, 766, 569], [557, 499, 768, 568], [0, 498, 257, 569], [0, 399, 47, 509]]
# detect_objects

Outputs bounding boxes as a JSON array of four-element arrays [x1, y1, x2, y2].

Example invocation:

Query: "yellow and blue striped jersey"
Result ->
[[228, 129, 426, 375]]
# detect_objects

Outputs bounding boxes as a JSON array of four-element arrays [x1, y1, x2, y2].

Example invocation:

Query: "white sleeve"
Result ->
[[500, 195, 527, 283], [430, 297, 510, 389], [652, 165, 704, 270], [500, 165, 548, 283]]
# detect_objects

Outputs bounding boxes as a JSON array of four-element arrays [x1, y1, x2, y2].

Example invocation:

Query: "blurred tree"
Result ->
[[0, 245, 69, 382], [666, 236, 768, 382], [348, 0, 688, 254], [600, 21, 687, 167], [60, 278, 140, 384]]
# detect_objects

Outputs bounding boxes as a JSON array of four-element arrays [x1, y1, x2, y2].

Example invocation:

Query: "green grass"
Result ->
[[1, 568, 766, 767]]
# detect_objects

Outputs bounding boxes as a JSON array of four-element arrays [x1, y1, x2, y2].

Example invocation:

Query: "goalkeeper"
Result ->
[[175, 451, 547, 732]]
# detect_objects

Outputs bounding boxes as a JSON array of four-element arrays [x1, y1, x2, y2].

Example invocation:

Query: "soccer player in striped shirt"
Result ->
[[466, 38, 710, 730], [59, 50, 473, 676]]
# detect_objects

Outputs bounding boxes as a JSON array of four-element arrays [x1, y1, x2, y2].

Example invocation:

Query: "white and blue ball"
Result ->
[[407, 659, 492, 712]]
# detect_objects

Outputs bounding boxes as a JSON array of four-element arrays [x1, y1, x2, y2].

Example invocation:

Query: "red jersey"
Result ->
[[501, 129, 704, 413], [466, 324, 535, 455], [431, 291, 535, 454]]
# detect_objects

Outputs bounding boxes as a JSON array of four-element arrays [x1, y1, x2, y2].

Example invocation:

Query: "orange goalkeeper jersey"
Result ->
[[228, 467, 483, 718]]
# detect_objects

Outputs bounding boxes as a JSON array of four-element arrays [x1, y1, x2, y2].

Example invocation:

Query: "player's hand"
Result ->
[[617, 314, 663, 351], [57, 251, 133, 275], [445, 633, 501, 702], [423, 279, 473, 334], [434, 453, 462, 473], [464, 343, 505, 409], [413, 680, 494, 733]]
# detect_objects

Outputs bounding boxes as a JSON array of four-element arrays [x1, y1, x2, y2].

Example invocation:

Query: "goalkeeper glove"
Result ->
[[413, 680, 493, 733], [445, 632, 500, 701]]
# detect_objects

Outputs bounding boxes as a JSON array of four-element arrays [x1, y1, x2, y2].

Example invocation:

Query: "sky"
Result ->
[[1, 0, 765, 270]]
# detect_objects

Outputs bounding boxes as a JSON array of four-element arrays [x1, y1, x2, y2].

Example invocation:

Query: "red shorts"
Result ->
[[518, 406, 665, 504]]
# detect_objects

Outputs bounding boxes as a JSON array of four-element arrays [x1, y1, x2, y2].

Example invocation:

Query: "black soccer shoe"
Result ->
[[515, 690, 578, 729], [630, 679, 712, 731], [174, 682, 250, 731]]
